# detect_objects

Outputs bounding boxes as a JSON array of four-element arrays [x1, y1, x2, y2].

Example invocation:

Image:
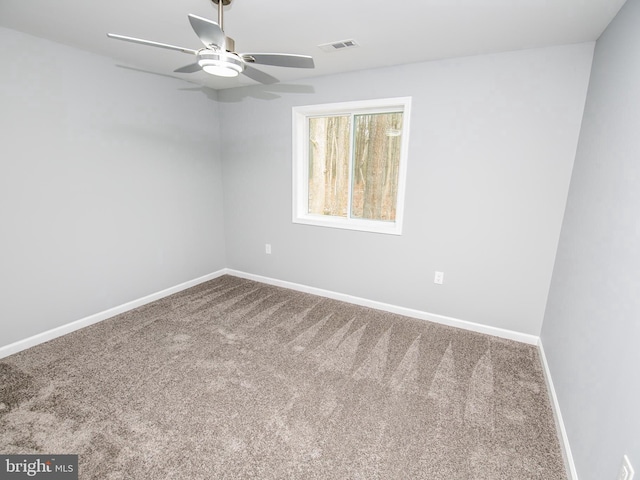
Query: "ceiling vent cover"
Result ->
[[318, 39, 359, 53]]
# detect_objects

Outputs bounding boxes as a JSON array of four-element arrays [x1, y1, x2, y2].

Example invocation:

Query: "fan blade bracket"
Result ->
[[225, 37, 236, 53]]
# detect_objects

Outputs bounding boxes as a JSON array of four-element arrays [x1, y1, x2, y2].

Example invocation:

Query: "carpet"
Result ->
[[0, 275, 566, 479]]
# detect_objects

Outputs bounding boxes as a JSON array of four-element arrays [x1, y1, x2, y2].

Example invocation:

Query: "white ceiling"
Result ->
[[0, 0, 627, 90]]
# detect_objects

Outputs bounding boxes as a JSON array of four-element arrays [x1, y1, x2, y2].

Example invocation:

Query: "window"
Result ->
[[292, 97, 411, 235]]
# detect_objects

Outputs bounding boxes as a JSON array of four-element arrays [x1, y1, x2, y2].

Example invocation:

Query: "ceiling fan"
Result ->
[[107, 0, 314, 84]]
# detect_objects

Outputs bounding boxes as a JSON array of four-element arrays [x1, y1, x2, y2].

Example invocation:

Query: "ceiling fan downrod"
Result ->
[[212, 0, 232, 32], [211, 0, 234, 51]]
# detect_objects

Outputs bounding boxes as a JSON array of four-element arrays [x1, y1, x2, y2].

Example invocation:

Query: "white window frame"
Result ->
[[292, 97, 411, 235]]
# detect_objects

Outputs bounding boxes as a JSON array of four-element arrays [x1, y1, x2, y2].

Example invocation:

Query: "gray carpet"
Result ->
[[0, 275, 566, 479]]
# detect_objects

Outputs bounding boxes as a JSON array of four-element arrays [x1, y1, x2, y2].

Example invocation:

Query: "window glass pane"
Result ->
[[308, 115, 351, 217], [351, 112, 403, 221]]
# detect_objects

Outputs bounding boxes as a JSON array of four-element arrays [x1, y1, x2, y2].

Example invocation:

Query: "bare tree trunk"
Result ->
[[324, 117, 336, 214], [352, 115, 369, 218], [309, 116, 350, 217], [309, 118, 326, 215], [363, 114, 386, 219]]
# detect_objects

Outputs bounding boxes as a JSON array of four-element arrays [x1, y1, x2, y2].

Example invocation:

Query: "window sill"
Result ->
[[293, 214, 403, 236]]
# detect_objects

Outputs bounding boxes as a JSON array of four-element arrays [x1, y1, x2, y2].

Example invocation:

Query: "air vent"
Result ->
[[318, 39, 360, 53]]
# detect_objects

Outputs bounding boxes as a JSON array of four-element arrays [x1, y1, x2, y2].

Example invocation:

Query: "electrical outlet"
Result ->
[[434, 271, 444, 285], [265, 244, 272, 255], [618, 455, 635, 480]]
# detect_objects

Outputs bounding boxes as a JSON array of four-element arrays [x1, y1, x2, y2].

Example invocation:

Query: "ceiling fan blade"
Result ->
[[188, 14, 226, 49], [107, 33, 198, 55], [241, 53, 314, 69], [242, 65, 279, 84], [174, 63, 202, 74]]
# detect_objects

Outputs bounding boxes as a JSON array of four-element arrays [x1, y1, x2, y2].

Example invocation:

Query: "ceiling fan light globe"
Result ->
[[201, 63, 240, 77], [197, 51, 244, 78]]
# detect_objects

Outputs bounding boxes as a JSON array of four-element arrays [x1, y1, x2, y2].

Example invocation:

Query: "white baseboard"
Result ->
[[226, 269, 539, 345], [0, 267, 538, 359], [538, 340, 578, 480], [0, 269, 227, 359]]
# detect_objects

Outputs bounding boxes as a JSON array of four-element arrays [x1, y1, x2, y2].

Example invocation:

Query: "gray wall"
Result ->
[[0, 28, 226, 348], [541, 0, 640, 477], [219, 43, 593, 336]]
